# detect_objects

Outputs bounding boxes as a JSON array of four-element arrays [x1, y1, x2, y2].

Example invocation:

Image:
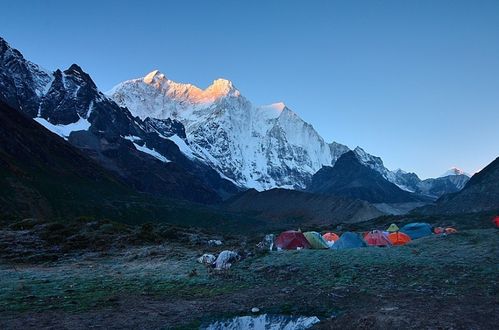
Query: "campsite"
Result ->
[[0, 213, 497, 329], [1, 2, 499, 329]]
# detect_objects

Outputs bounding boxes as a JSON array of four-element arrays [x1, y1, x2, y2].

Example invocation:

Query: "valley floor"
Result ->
[[0, 226, 497, 329]]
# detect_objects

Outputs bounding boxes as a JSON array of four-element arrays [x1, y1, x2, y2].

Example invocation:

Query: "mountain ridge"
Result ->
[[307, 151, 431, 203], [0, 36, 471, 203], [416, 157, 499, 214]]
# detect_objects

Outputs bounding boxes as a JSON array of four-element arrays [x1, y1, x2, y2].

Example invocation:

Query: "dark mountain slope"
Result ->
[[224, 188, 385, 225], [307, 151, 429, 203], [417, 156, 499, 214], [0, 100, 268, 232], [0, 99, 135, 218]]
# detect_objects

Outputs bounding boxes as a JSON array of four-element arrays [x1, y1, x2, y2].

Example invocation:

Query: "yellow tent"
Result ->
[[386, 223, 399, 232]]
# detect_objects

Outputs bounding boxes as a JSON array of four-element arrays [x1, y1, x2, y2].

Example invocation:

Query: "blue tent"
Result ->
[[400, 223, 432, 240], [332, 232, 367, 249]]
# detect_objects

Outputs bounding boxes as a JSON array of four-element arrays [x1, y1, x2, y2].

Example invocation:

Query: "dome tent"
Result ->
[[332, 232, 367, 249], [434, 227, 444, 234], [275, 231, 311, 250], [400, 223, 432, 240], [444, 227, 458, 234], [388, 232, 411, 245], [386, 223, 399, 232], [303, 231, 329, 249], [364, 230, 392, 247], [322, 232, 340, 242]]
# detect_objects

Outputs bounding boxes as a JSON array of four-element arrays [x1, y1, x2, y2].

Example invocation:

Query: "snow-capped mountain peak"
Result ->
[[141, 70, 239, 103], [107, 69, 471, 195], [0, 34, 471, 200], [143, 69, 167, 84], [205, 78, 240, 99], [440, 167, 470, 177], [269, 102, 287, 111], [108, 72, 350, 190], [395, 168, 407, 175]]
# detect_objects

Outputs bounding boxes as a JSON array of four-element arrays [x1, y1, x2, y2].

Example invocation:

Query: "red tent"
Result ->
[[275, 231, 311, 250], [322, 232, 340, 242], [493, 216, 499, 228], [434, 227, 444, 234], [364, 230, 392, 247]]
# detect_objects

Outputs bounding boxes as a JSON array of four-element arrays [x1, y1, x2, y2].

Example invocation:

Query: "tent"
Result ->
[[332, 232, 367, 249], [275, 231, 311, 250], [434, 227, 444, 234], [303, 231, 329, 249], [444, 227, 458, 234], [322, 232, 340, 242], [364, 230, 392, 247], [400, 223, 432, 240], [493, 216, 499, 228], [388, 232, 411, 246], [386, 223, 399, 232]]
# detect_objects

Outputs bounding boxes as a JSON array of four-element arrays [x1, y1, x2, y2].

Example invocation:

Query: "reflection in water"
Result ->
[[201, 314, 320, 329]]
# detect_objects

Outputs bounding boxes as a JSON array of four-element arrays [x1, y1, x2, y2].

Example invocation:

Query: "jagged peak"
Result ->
[[143, 69, 167, 84], [210, 78, 233, 88], [270, 102, 286, 111], [353, 146, 367, 155], [259, 102, 286, 112], [353, 146, 386, 169], [440, 167, 470, 177], [0, 36, 10, 49], [205, 78, 240, 98], [63, 64, 97, 89], [0, 37, 25, 61], [64, 63, 88, 78]]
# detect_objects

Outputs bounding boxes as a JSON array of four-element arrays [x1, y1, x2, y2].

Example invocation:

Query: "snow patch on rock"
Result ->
[[132, 142, 170, 163], [34, 116, 90, 140]]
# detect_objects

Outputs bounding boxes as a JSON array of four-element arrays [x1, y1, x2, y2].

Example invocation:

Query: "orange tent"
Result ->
[[388, 232, 411, 246], [322, 232, 340, 242], [445, 227, 458, 234], [493, 216, 499, 228]]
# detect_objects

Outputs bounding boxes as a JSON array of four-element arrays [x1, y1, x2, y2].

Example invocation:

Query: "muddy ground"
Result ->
[[0, 218, 497, 329]]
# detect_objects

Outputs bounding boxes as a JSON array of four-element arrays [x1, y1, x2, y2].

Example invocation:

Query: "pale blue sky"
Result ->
[[2, 0, 498, 178]]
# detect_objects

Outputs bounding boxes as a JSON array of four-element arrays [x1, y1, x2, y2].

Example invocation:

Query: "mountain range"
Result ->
[[0, 36, 490, 218], [417, 157, 499, 214], [108, 69, 470, 198], [307, 151, 430, 203]]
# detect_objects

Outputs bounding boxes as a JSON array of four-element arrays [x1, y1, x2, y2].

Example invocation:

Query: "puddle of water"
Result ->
[[201, 314, 320, 330]]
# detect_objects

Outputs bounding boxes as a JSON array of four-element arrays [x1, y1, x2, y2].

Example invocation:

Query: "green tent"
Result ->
[[303, 231, 329, 249], [386, 223, 399, 232]]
